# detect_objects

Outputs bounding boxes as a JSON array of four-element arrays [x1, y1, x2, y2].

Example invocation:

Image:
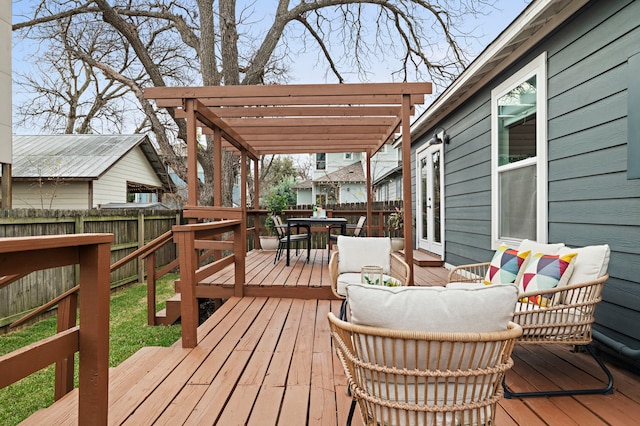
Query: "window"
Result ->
[[344, 152, 353, 160], [491, 52, 548, 248], [316, 153, 326, 170]]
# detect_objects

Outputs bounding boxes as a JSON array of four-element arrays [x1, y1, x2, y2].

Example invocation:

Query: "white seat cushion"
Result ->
[[366, 379, 491, 426], [336, 272, 399, 297], [337, 236, 391, 274]]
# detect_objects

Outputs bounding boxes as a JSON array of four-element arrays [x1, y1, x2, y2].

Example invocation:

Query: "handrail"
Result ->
[[173, 219, 245, 348], [0, 273, 28, 290], [11, 229, 177, 328], [0, 233, 113, 425], [111, 229, 174, 270]]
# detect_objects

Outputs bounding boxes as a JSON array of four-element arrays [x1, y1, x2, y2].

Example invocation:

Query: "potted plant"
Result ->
[[260, 192, 289, 251], [388, 206, 404, 251]]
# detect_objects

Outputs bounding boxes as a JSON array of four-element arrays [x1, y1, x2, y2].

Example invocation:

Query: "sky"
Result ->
[[10, 0, 532, 133]]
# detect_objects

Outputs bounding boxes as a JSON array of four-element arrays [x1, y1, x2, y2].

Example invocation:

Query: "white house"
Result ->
[[9, 134, 173, 209], [294, 146, 401, 205]]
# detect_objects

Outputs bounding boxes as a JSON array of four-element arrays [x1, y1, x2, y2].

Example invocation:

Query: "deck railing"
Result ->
[[0, 233, 113, 425], [173, 217, 245, 348]]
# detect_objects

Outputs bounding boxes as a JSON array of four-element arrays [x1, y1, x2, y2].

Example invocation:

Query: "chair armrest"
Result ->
[[514, 274, 608, 344], [328, 251, 342, 299], [390, 253, 411, 286], [447, 262, 490, 283], [517, 274, 608, 307]]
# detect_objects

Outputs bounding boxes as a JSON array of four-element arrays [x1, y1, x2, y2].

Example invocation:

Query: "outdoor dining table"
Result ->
[[286, 217, 347, 266]]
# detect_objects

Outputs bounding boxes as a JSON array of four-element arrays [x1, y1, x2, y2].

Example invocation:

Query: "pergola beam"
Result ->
[[190, 99, 259, 161], [168, 105, 405, 118], [146, 82, 430, 100]]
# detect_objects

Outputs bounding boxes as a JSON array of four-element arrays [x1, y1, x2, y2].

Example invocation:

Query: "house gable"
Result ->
[[94, 146, 164, 207]]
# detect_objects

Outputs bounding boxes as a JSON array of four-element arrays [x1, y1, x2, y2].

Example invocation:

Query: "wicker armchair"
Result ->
[[329, 312, 522, 425], [329, 236, 410, 319], [447, 242, 613, 398]]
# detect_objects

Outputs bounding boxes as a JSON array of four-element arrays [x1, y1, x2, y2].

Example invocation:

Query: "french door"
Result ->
[[417, 143, 444, 257]]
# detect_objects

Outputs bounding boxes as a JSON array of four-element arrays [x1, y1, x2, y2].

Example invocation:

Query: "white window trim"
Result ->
[[490, 52, 548, 249]]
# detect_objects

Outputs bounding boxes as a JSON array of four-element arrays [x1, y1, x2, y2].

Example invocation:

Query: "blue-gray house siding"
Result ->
[[412, 0, 640, 364]]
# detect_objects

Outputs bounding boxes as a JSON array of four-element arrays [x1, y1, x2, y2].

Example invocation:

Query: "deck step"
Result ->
[[155, 293, 181, 325], [401, 249, 444, 267]]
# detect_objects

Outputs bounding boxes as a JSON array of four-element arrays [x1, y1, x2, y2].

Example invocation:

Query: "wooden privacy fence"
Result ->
[[0, 208, 180, 330]]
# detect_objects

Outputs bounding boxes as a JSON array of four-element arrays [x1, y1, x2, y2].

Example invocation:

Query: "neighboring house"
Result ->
[[9, 134, 173, 209], [373, 165, 403, 202], [294, 146, 401, 205], [408, 0, 640, 365]]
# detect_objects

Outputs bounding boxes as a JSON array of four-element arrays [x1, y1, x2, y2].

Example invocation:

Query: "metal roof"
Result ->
[[11, 134, 173, 190]]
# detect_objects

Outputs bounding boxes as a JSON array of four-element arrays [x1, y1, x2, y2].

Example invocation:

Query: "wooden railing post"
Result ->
[[78, 240, 112, 425], [174, 227, 199, 348]]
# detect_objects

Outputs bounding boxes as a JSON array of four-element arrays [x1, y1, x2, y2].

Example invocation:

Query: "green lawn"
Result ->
[[0, 275, 182, 425]]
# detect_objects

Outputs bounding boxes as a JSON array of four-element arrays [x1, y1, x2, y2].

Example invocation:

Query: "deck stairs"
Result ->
[[401, 249, 444, 267], [155, 293, 182, 325]]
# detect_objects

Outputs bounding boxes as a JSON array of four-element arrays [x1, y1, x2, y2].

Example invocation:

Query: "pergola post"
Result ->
[[213, 128, 222, 207], [366, 151, 373, 236], [184, 99, 199, 208], [254, 158, 260, 248], [401, 94, 414, 283]]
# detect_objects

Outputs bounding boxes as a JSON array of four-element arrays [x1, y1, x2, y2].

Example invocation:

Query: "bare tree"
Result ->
[[14, 15, 132, 134], [13, 0, 495, 205]]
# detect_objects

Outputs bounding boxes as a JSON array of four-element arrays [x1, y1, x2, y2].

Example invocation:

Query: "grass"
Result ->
[[0, 274, 182, 425]]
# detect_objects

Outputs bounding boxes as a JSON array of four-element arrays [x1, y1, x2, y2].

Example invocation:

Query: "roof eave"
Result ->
[[409, 0, 589, 142]]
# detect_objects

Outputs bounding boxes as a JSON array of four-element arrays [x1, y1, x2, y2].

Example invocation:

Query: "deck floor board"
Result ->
[[23, 249, 640, 425]]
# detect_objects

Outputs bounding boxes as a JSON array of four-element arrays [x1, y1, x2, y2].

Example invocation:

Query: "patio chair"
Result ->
[[447, 240, 613, 398], [329, 283, 522, 426], [329, 236, 410, 319], [326, 215, 366, 262], [272, 215, 310, 264]]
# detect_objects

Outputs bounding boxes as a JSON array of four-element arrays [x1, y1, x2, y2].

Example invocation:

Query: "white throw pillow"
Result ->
[[557, 244, 610, 286], [337, 236, 391, 274], [345, 282, 518, 333], [517, 239, 565, 255], [557, 244, 610, 306]]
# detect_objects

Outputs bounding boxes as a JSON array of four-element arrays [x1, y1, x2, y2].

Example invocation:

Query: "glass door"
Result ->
[[417, 143, 444, 256]]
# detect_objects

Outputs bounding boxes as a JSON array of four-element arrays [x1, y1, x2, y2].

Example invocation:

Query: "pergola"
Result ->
[[144, 82, 431, 279]]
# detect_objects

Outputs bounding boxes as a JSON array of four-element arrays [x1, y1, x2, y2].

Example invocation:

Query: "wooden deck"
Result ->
[[22, 249, 640, 425], [197, 248, 451, 297]]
